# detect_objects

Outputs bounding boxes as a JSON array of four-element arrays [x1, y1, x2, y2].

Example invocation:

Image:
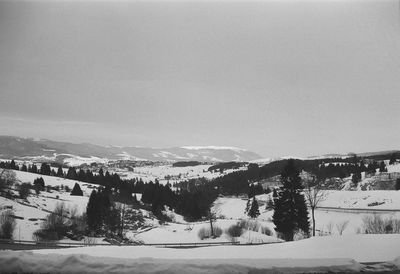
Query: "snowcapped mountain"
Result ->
[[0, 136, 263, 163]]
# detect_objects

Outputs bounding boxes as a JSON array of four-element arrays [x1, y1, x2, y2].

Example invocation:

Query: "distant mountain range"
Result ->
[[0, 136, 262, 163]]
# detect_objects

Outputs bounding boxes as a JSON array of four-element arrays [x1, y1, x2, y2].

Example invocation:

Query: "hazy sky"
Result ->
[[1, 0, 399, 157]]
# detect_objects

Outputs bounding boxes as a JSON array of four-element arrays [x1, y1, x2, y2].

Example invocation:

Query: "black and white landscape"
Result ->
[[1, 0, 400, 273]]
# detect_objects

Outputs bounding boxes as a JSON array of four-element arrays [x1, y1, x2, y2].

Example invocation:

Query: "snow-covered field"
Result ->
[[119, 164, 246, 185]]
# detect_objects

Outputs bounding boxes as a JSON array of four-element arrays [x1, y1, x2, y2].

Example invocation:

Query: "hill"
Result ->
[[0, 136, 262, 163]]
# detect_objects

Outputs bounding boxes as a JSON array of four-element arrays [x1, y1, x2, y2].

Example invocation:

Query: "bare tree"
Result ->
[[207, 207, 220, 238], [336, 220, 349, 235], [304, 175, 327, 236], [326, 222, 334, 235], [0, 169, 17, 192]]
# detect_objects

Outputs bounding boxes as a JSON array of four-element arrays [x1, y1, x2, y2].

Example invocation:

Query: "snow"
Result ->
[[0, 170, 98, 240], [320, 190, 400, 210], [181, 146, 246, 152], [30, 234, 400, 262], [1, 234, 399, 273], [0, 251, 363, 274], [119, 164, 245, 185]]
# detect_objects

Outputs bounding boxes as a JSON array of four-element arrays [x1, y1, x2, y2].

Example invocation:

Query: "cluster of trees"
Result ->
[[317, 160, 387, 181], [141, 179, 218, 221], [245, 197, 260, 218], [86, 188, 125, 236]]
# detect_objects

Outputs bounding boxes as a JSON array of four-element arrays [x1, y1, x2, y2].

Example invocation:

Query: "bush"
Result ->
[[260, 226, 273, 236], [198, 225, 223, 240], [33, 203, 69, 241], [361, 215, 400, 234], [0, 210, 16, 239], [239, 219, 261, 232], [18, 183, 31, 199], [226, 223, 243, 238], [0, 169, 17, 191], [293, 229, 308, 241]]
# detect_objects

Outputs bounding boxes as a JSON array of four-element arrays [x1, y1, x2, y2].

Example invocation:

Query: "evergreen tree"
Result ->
[[21, 164, 28, 172], [40, 163, 51, 175], [272, 159, 309, 241], [33, 177, 45, 194], [66, 167, 77, 180], [352, 171, 361, 186], [30, 164, 38, 173], [9, 160, 18, 170], [389, 154, 397, 165], [395, 179, 400, 191], [56, 167, 64, 177], [245, 199, 251, 214], [70, 183, 83, 196], [86, 190, 102, 232], [248, 197, 260, 218], [379, 161, 387, 173]]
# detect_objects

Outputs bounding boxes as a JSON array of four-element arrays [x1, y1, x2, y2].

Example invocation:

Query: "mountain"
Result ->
[[0, 136, 262, 164]]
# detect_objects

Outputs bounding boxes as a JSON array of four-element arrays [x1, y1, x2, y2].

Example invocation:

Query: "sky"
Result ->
[[0, 0, 399, 158]]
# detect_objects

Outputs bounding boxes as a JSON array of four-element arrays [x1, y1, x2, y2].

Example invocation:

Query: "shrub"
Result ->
[[0, 169, 17, 191], [33, 203, 69, 241], [0, 210, 16, 239], [260, 226, 273, 236], [198, 225, 222, 240], [239, 219, 261, 232], [18, 183, 31, 199], [336, 220, 349, 235], [361, 215, 400, 234], [293, 229, 308, 241], [83, 236, 97, 246], [226, 223, 243, 238]]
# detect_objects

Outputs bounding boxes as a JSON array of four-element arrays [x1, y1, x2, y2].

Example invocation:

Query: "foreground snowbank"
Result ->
[[32, 234, 400, 262], [0, 252, 362, 273], [1, 234, 400, 273]]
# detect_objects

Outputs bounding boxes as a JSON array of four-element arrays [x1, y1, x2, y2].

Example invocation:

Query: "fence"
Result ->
[[0, 239, 243, 249], [0, 239, 284, 250]]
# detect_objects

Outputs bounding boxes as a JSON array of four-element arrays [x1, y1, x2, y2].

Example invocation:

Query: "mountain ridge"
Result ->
[[0, 136, 262, 163]]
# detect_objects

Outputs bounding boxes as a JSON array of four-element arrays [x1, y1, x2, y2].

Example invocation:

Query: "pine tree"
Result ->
[[70, 183, 83, 196], [389, 154, 397, 165], [40, 163, 51, 175], [352, 171, 361, 186], [245, 199, 251, 214], [272, 159, 309, 241], [33, 177, 45, 194], [395, 179, 400, 191], [56, 166, 64, 177], [248, 197, 260, 218], [379, 161, 387, 173], [86, 190, 101, 232], [21, 164, 28, 172]]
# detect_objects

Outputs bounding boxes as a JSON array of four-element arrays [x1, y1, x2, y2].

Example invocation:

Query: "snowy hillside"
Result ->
[[0, 171, 96, 241]]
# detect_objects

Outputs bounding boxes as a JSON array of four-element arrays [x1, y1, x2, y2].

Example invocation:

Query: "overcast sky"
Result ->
[[0, 0, 399, 158]]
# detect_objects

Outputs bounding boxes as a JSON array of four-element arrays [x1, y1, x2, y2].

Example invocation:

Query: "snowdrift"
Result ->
[[0, 251, 362, 273], [1, 234, 400, 273]]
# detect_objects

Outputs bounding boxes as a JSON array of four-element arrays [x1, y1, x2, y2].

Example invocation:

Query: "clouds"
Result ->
[[0, 0, 399, 157]]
